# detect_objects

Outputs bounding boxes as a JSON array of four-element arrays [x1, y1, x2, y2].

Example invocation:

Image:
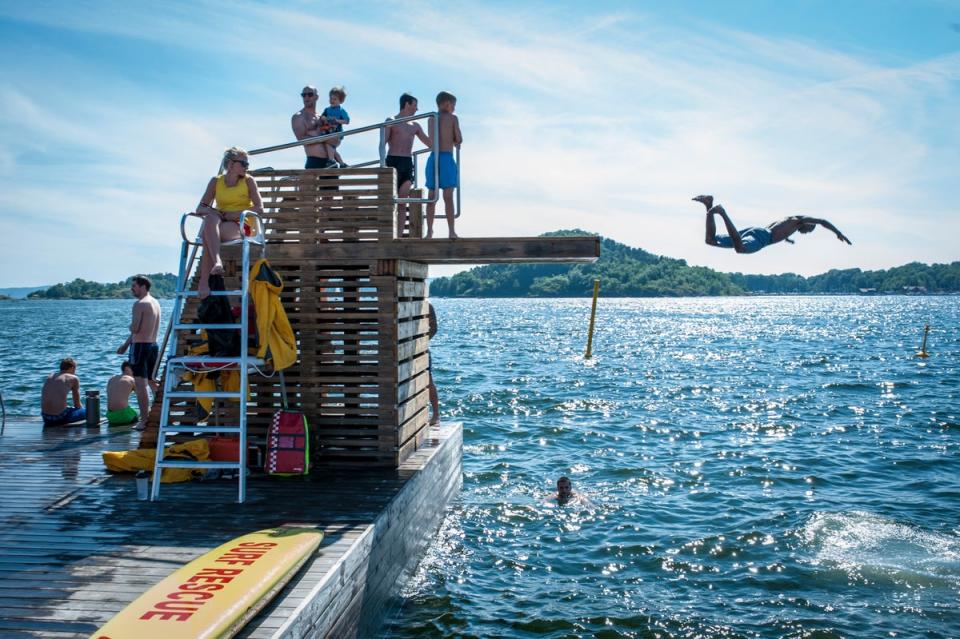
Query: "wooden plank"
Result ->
[[266, 236, 601, 264], [396, 260, 428, 279]]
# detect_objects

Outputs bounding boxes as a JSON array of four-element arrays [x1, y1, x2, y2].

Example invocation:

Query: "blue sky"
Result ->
[[1, 0, 958, 286]]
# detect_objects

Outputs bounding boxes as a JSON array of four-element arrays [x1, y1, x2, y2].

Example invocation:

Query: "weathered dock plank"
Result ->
[[0, 418, 461, 638]]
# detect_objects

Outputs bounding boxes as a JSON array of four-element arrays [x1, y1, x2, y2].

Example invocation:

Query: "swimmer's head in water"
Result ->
[[557, 476, 572, 500]]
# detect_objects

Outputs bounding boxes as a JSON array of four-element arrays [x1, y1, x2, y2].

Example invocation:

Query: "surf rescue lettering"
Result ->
[[139, 542, 278, 621]]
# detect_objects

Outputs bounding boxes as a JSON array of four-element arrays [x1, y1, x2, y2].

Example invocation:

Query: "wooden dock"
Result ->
[[0, 418, 462, 638], [0, 165, 598, 637]]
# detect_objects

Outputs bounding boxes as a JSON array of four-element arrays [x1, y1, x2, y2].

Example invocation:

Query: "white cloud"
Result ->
[[0, 0, 957, 287]]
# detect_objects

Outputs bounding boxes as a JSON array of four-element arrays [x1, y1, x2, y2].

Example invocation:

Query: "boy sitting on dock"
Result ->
[[40, 358, 85, 427], [425, 91, 462, 240], [106, 362, 138, 426], [320, 86, 350, 168]]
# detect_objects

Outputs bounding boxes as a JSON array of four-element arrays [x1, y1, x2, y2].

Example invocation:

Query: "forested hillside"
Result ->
[[27, 274, 178, 299], [430, 231, 960, 297]]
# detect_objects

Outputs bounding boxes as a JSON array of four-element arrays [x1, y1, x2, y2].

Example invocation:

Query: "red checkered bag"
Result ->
[[266, 410, 309, 476], [266, 372, 309, 476]]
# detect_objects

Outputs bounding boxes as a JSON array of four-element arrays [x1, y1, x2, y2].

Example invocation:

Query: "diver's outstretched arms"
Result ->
[[814, 218, 852, 245], [796, 216, 853, 245], [692, 195, 714, 211]]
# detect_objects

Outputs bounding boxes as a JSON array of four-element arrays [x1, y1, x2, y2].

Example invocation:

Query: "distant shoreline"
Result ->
[[3, 292, 956, 301]]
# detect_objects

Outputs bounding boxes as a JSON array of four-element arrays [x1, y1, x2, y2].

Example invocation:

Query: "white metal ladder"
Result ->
[[151, 211, 265, 503]]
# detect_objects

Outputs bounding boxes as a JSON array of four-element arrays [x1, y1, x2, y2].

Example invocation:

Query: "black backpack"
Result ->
[[197, 274, 239, 357]]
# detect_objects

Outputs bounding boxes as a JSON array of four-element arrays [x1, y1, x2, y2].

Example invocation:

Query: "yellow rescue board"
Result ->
[[93, 525, 324, 639]]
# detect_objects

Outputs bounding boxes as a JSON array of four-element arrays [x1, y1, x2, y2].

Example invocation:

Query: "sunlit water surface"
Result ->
[[1, 297, 958, 638]]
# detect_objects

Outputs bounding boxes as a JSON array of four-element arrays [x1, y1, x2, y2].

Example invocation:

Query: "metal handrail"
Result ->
[[156, 211, 264, 379], [352, 145, 461, 218], [180, 210, 265, 246], [248, 112, 463, 213]]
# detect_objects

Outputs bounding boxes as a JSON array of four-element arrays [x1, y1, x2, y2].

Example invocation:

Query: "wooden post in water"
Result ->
[[585, 279, 600, 359], [917, 324, 930, 358]]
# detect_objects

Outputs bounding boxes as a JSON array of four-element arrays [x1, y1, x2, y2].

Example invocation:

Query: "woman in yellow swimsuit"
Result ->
[[193, 147, 264, 298]]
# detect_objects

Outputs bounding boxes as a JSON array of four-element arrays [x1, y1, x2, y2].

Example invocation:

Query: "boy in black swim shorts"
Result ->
[[384, 93, 432, 236]]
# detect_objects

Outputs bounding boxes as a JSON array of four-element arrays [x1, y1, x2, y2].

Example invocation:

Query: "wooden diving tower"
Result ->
[[149, 166, 598, 468]]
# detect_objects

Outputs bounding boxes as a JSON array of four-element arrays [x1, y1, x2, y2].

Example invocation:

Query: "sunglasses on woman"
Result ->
[[231, 159, 249, 167]]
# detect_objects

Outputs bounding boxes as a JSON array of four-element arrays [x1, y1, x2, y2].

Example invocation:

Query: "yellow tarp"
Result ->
[[102, 439, 211, 483]]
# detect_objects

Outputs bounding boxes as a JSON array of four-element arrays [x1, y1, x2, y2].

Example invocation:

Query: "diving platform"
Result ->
[[148, 166, 599, 471], [268, 235, 600, 264]]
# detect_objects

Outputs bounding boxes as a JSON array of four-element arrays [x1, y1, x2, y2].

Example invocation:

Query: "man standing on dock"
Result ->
[[40, 358, 85, 427], [292, 85, 337, 169], [385, 93, 432, 237], [117, 275, 161, 431]]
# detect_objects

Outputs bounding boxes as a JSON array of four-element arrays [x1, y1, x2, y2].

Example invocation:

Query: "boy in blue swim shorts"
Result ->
[[425, 91, 462, 239]]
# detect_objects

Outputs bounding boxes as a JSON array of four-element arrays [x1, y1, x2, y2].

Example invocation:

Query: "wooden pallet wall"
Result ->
[[152, 168, 433, 467], [255, 167, 395, 243]]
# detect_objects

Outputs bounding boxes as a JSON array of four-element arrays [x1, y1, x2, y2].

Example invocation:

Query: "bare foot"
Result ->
[[132, 421, 147, 431], [425, 230, 434, 239], [211, 261, 224, 276], [429, 416, 440, 426], [448, 232, 459, 240]]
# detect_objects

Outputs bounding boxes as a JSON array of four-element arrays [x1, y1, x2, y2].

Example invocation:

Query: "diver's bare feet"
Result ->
[[692, 195, 714, 210], [210, 261, 224, 276], [429, 415, 440, 426]]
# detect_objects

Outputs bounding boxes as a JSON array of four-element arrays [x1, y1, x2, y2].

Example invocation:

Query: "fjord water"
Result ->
[[386, 297, 960, 639], [1, 297, 957, 638]]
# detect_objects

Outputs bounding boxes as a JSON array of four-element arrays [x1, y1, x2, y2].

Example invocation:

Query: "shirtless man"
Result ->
[[41, 358, 85, 427], [385, 93, 432, 237], [694, 195, 852, 253], [106, 362, 138, 426], [117, 275, 161, 431], [291, 85, 337, 169], [425, 91, 463, 240]]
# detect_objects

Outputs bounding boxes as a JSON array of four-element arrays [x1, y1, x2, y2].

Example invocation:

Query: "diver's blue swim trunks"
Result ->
[[715, 227, 772, 254], [425, 152, 458, 190]]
